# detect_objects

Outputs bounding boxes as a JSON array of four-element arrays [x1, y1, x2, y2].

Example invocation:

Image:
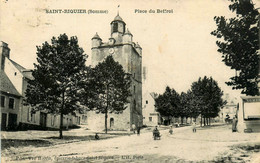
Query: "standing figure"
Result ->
[[169, 126, 173, 134], [232, 116, 238, 132], [137, 126, 141, 135], [132, 123, 136, 134]]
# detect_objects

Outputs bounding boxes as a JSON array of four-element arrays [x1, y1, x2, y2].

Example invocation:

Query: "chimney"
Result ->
[[0, 41, 10, 70]]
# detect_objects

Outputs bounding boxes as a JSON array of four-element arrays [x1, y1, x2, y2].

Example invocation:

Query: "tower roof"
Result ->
[[136, 42, 142, 49], [111, 13, 125, 25], [125, 28, 132, 36], [92, 32, 102, 40], [114, 13, 123, 21]]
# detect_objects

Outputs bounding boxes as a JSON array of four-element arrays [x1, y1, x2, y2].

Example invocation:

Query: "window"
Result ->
[[149, 117, 152, 122], [1, 96, 5, 107], [14, 72, 17, 76], [146, 100, 148, 104], [113, 22, 118, 32], [9, 98, 14, 109]]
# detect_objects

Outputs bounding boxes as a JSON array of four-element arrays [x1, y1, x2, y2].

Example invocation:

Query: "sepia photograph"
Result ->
[[1, 0, 260, 162]]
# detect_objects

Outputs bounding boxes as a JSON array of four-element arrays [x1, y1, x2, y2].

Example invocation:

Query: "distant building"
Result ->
[[88, 13, 143, 130], [0, 41, 80, 130], [142, 92, 161, 126], [220, 93, 238, 122], [0, 70, 21, 130]]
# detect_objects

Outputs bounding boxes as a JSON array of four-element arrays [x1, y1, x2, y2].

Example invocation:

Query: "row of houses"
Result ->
[[0, 41, 83, 131], [142, 91, 241, 126]]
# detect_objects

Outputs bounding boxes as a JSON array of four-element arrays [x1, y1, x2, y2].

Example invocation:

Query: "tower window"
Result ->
[[146, 100, 148, 104], [113, 22, 118, 32]]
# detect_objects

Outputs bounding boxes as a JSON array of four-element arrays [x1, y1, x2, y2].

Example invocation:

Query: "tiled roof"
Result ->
[[9, 59, 26, 71], [9, 59, 33, 80], [0, 70, 21, 97]]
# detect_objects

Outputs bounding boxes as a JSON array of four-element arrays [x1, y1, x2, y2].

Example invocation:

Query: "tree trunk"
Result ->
[[59, 91, 65, 139], [105, 84, 109, 134], [59, 112, 63, 139], [203, 117, 206, 126], [105, 108, 108, 134], [209, 117, 211, 126], [200, 115, 202, 127]]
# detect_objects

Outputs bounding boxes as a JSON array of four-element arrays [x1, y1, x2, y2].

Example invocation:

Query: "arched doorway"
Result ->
[[110, 118, 114, 128]]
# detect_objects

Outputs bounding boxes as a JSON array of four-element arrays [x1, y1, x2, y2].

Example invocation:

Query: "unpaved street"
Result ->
[[2, 124, 260, 163]]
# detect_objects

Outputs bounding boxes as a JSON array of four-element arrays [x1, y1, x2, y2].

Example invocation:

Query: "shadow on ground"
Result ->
[[1, 139, 52, 149], [1, 132, 131, 150]]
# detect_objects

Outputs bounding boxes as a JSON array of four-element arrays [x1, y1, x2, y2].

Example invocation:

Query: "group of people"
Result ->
[[131, 123, 141, 135], [95, 117, 238, 141]]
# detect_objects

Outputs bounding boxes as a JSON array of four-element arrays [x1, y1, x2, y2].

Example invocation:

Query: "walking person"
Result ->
[[192, 121, 196, 133], [137, 126, 141, 135]]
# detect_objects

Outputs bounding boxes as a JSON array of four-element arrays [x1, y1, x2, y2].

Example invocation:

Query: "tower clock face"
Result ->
[[109, 48, 114, 54]]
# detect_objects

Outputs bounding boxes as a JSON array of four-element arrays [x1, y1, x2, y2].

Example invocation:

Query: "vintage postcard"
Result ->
[[1, 0, 260, 162]]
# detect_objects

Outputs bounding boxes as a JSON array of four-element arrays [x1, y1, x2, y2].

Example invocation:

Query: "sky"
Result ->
[[1, 0, 259, 100]]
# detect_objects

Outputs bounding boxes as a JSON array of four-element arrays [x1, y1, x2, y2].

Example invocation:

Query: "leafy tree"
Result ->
[[186, 90, 200, 121], [25, 34, 88, 138], [155, 86, 180, 125], [179, 91, 200, 124], [191, 76, 225, 126], [84, 55, 131, 133], [179, 92, 189, 124], [211, 0, 259, 96]]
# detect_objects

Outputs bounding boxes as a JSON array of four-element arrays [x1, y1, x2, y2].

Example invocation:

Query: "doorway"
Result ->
[[40, 112, 47, 128], [1, 113, 7, 130], [110, 118, 114, 128], [8, 113, 17, 130]]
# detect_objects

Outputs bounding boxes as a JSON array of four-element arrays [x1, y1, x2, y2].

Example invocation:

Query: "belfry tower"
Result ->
[[89, 13, 143, 130]]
